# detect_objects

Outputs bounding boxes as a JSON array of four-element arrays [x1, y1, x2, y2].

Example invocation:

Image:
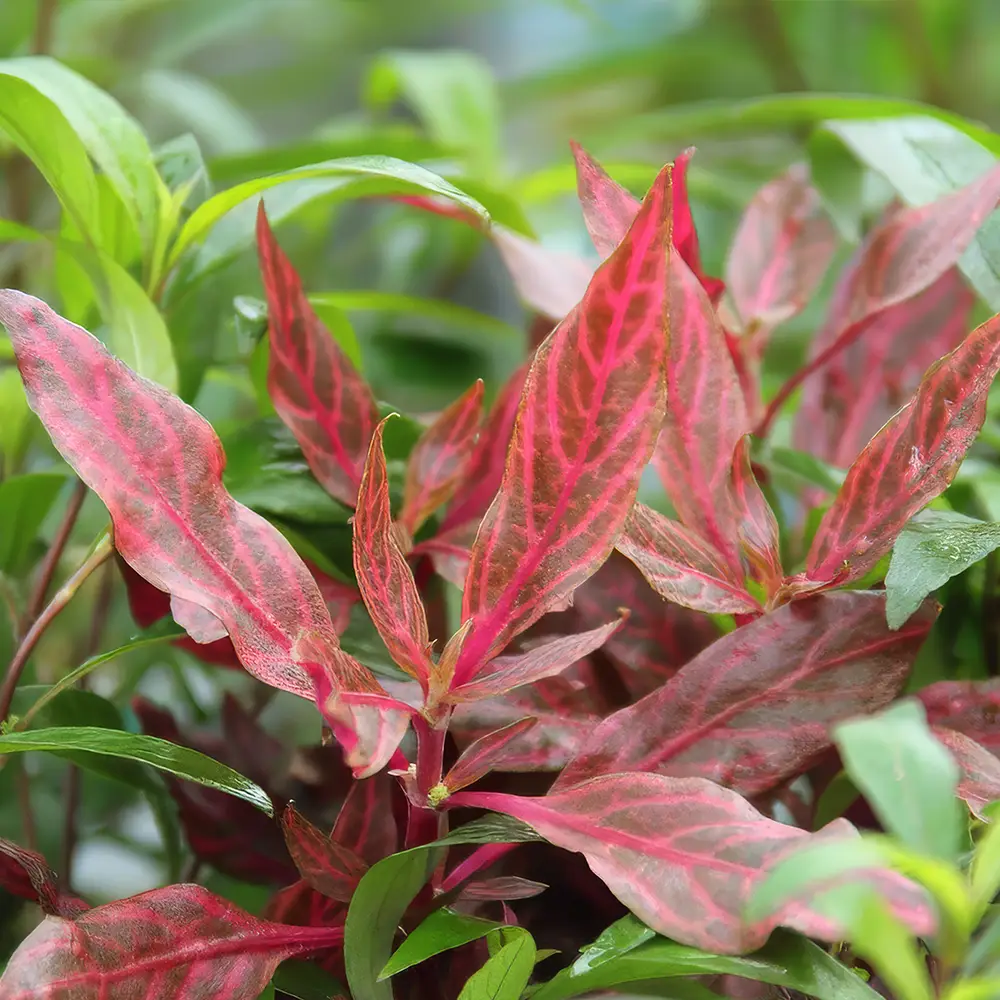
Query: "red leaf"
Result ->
[[671, 149, 725, 304], [331, 770, 400, 865], [932, 727, 1000, 821], [806, 312, 1000, 585], [411, 522, 477, 590], [401, 379, 485, 535], [256, 204, 379, 508], [731, 437, 782, 597], [0, 840, 87, 918], [556, 593, 937, 796], [796, 267, 974, 470], [450, 775, 934, 953], [281, 806, 368, 903], [617, 503, 758, 614], [455, 164, 672, 681], [448, 616, 627, 703], [651, 253, 751, 572], [725, 163, 836, 335], [0, 290, 399, 773], [457, 876, 548, 902], [354, 418, 433, 685], [0, 884, 343, 1000], [919, 680, 1000, 755], [443, 718, 539, 794]]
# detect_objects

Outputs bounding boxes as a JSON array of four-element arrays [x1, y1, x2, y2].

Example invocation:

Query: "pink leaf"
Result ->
[[448, 616, 627, 703], [401, 379, 484, 535], [617, 503, 759, 614], [806, 312, 1000, 585], [281, 806, 368, 903], [354, 418, 433, 686], [455, 164, 673, 681], [443, 718, 539, 794], [725, 163, 837, 335], [731, 437, 783, 597], [919, 680, 1000, 755], [556, 592, 937, 796], [0, 840, 88, 918], [0, 884, 343, 1000], [450, 775, 934, 954], [932, 727, 1000, 821], [256, 204, 379, 508]]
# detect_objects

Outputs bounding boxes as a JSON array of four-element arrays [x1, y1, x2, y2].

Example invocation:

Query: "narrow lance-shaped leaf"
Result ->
[[0, 839, 88, 918], [332, 771, 400, 865], [256, 203, 380, 508], [932, 728, 1000, 821], [0, 290, 401, 776], [0, 884, 344, 1000], [725, 163, 837, 336], [556, 593, 937, 796], [449, 775, 935, 954], [454, 164, 673, 681], [281, 806, 369, 903], [617, 503, 759, 614], [401, 379, 484, 536], [806, 312, 1000, 585], [443, 718, 539, 794], [354, 418, 433, 686], [731, 437, 783, 598]]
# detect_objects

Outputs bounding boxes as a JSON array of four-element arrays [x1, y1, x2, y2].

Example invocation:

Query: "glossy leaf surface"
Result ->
[[457, 167, 673, 678], [557, 593, 936, 795], [457, 933, 535, 1000], [380, 908, 501, 980]]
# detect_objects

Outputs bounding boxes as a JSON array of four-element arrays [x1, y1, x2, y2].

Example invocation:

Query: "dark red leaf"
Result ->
[[932, 727, 1000, 820], [617, 503, 758, 614], [457, 876, 548, 902], [330, 770, 400, 865], [0, 840, 87, 918], [919, 680, 1000, 755], [806, 312, 1000, 585], [450, 775, 934, 953], [401, 379, 484, 535], [454, 164, 672, 681], [0, 290, 398, 774], [354, 418, 433, 686], [725, 164, 836, 335], [443, 363, 530, 533], [281, 806, 368, 903], [443, 718, 538, 794], [731, 437, 783, 598], [556, 593, 937, 796], [256, 204, 379, 508], [0, 884, 343, 1000]]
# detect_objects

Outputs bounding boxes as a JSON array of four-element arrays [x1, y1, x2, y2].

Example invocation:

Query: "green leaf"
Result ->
[[167, 155, 492, 271], [834, 700, 964, 859], [366, 49, 501, 178], [0, 472, 70, 575], [850, 897, 933, 1000], [381, 908, 502, 980], [458, 933, 536, 1000], [943, 980, 1000, 1000], [971, 805, 1000, 918], [0, 727, 272, 815], [760, 445, 846, 495], [0, 368, 37, 474], [0, 56, 166, 267], [808, 128, 867, 243], [345, 817, 541, 1000], [886, 510, 1000, 630], [821, 116, 1000, 308], [530, 929, 881, 1000], [270, 960, 348, 1000]]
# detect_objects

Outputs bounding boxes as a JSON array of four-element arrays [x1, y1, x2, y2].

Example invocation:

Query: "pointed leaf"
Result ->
[[0, 884, 343, 1000], [380, 908, 502, 980], [458, 933, 536, 1000], [257, 205, 380, 508], [282, 806, 368, 903], [933, 728, 1000, 821], [458, 877, 547, 902], [333, 771, 400, 865], [731, 438, 782, 596], [444, 719, 539, 793], [557, 593, 937, 795], [0, 839, 88, 918], [450, 775, 934, 954], [456, 166, 673, 679], [726, 163, 837, 334], [806, 312, 1000, 585], [617, 503, 758, 614], [919, 680, 1000, 755], [402, 379, 484, 534]]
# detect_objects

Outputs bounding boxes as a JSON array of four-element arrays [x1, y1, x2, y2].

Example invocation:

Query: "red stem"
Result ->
[[405, 714, 449, 849], [440, 842, 519, 895]]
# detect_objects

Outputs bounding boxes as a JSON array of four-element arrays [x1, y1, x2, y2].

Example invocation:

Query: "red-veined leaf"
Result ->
[[263, 880, 347, 977], [457, 876, 548, 902], [671, 149, 725, 304], [401, 379, 484, 535], [556, 592, 937, 795], [919, 680, 1000, 755], [448, 616, 626, 703], [651, 253, 751, 572], [256, 204, 379, 508], [0, 290, 401, 775], [0, 884, 343, 1000], [332, 770, 400, 865], [617, 503, 758, 614], [932, 727, 1000, 820], [806, 312, 1000, 585], [281, 805, 368, 903], [412, 522, 477, 589], [796, 267, 974, 470], [454, 165, 673, 681], [0, 840, 88, 918], [442, 363, 529, 532], [443, 718, 539, 794], [450, 774, 934, 954], [354, 418, 433, 686], [725, 163, 836, 335], [731, 437, 783, 597]]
